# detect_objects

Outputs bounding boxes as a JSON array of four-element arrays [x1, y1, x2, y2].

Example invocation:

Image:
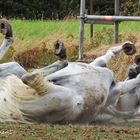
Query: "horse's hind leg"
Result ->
[[39, 59, 68, 77], [21, 40, 68, 82], [36, 40, 68, 76], [106, 73, 140, 108], [90, 41, 135, 67]]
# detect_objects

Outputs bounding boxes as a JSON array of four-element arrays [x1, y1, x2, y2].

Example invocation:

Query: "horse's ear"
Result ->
[[122, 41, 136, 55], [134, 54, 140, 66]]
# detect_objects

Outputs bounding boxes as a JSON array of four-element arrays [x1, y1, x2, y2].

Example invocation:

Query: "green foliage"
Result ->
[[0, 46, 15, 63], [94, 27, 114, 48], [39, 42, 57, 67], [121, 0, 140, 16], [0, 0, 139, 20], [0, 0, 80, 20]]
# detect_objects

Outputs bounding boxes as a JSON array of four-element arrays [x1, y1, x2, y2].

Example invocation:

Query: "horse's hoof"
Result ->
[[54, 40, 67, 60], [122, 41, 136, 55], [0, 19, 13, 39]]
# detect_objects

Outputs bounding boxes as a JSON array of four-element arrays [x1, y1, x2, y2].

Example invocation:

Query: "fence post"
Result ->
[[90, 0, 94, 46], [114, 0, 120, 44], [79, 0, 85, 60]]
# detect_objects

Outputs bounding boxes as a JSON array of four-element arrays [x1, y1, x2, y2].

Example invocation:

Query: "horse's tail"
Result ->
[[21, 72, 54, 96]]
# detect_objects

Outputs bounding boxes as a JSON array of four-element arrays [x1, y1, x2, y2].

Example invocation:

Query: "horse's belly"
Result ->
[[46, 63, 114, 123]]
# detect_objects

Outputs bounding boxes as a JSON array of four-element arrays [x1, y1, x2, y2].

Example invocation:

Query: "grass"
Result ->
[[10, 20, 140, 40], [0, 19, 140, 68], [0, 123, 140, 140], [4, 19, 139, 52]]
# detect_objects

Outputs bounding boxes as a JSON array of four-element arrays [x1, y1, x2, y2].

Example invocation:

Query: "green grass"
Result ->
[[6, 19, 140, 52], [10, 20, 140, 41], [0, 124, 140, 140], [0, 19, 139, 65]]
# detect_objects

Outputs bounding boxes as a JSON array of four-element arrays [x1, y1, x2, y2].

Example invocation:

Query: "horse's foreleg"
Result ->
[[90, 41, 134, 67], [113, 74, 140, 94], [39, 60, 68, 77], [106, 74, 140, 107]]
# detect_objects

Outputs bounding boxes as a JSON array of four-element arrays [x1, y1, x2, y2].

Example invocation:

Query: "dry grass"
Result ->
[[13, 31, 79, 68]]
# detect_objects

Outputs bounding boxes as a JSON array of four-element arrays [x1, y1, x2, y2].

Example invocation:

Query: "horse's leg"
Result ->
[[90, 41, 134, 67], [0, 62, 27, 78], [106, 74, 140, 107], [22, 40, 68, 80], [0, 19, 14, 59], [38, 60, 68, 77], [113, 74, 140, 94], [39, 40, 68, 76]]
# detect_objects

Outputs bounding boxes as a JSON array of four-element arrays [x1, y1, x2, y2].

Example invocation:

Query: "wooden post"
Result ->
[[90, 0, 94, 46], [114, 0, 119, 44], [79, 0, 85, 60]]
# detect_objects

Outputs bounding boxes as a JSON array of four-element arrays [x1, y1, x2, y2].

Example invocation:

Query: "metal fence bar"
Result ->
[[114, 0, 119, 43], [90, 0, 94, 45], [85, 20, 114, 25], [84, 15, 140, 21], [79, 0, 85, 60]]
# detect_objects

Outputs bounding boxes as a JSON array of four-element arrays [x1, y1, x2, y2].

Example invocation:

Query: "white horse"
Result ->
[[0, 19, 140, 124], [0, 40, 140, 124]]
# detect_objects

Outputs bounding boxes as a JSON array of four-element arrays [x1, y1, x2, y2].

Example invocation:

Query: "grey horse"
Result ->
[[0, 19, 140, 124]]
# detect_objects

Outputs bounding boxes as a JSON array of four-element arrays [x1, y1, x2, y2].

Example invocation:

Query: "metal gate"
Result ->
[[78, 0, 140, 60]]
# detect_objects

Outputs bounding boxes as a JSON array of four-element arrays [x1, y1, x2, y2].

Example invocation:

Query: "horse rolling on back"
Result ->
[[0, 40, 140, 124]]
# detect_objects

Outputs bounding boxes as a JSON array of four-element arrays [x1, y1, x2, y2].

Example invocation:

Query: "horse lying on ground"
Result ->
[[1, 19, 140, 124], [0, 40, 140, 124]]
